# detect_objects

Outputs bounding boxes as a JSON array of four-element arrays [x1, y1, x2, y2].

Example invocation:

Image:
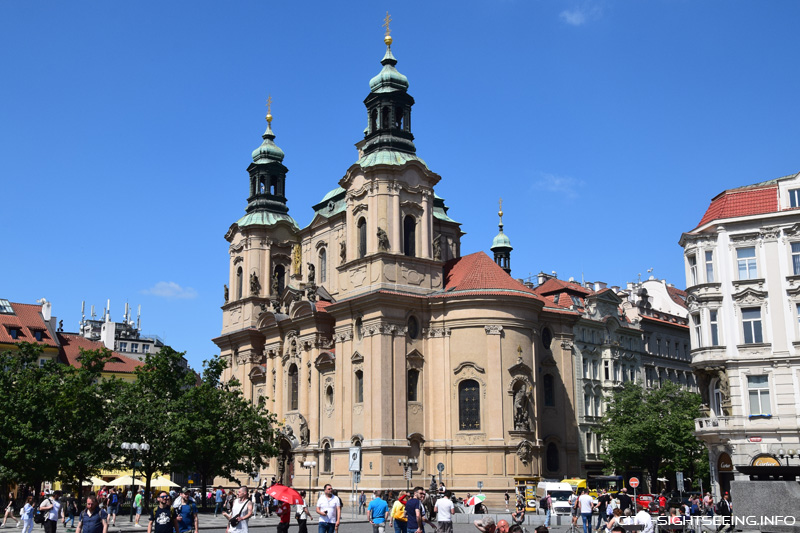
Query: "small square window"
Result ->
[[131, 344, 139, 353], [119, 342, 127, 351], [143, 345, 150, 353]]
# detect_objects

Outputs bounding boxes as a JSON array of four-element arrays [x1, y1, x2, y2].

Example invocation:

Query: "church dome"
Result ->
[[369, 48, 409, 93], [491, 231, 512, 250], [251, 124, 285, 163]]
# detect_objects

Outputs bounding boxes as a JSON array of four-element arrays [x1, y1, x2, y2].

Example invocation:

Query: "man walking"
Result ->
[[715, 493, 732, 532], [315, 485, 341, 533], [594, 489, 610, 532], [359, 492, 367, 516], [405, 488, 425, 533], [106, 489, 119, 528], [75, 496, 107, 533], [133, 490, 144, 527], [39, 491, 63, 533], [368, 491, 389, 533], [541, 492, 552, 528], [214, 487, 224, 518], [578, 489, 594, 533], [617, 489, 633, 515], [223, 487, 253, 533], [147, 493, 176, 533], [175, 489, 198, 533], [275, 498, 291, 533], [634, 505, 653, 533], [433, 491, 454, 533]]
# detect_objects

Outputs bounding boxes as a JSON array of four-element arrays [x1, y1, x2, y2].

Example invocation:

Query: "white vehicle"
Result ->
[[535, 482, 575, 516]]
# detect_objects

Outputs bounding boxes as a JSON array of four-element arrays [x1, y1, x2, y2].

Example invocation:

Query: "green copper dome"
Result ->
[[251, 124, 285, 163], [369, 47, 409, 93], [491, 230, 512, 250]]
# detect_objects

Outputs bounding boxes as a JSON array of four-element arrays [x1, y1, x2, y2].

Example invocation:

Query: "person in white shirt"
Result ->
[[296, 491, 309, 533], [223, 487, 254, 533], [38, 491, 63, 533], [578, 490, 594, 533], [433, 492, 454, 533], [316, 485, 341, 533], [634, 505, 654, 533]]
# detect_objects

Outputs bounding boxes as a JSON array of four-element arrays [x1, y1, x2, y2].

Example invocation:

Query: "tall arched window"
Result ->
[[395, 107, 404, 129], [407, 369, 419, 402], [712, 379, 722, 416], [236, 267, 243, 300], [544, 374, 555, 407], [288, 364, 298, 411], [274, 265, 285, 295], [319, 248, 327, 284], [403, 215, 416, 257], [381, 106, 390, 129], [370, 109, 378, 133], [323, 443, 331, 472], [458, 379, 480, 430], [546, 443, 559, 472], [358, 218, 367, 258], [354, 370, 364, 403]]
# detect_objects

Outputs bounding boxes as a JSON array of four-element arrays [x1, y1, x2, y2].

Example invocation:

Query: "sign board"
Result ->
[[752, 454, 780, 467], [675, 472, 684, 488], [717, 453, 734, 472], [748, 436, 762, 443], [188, 480, 194, 485], [349, 447, 362, 472], [629, 477, 640, 488], [437, 462, 445, 473], [353, 471, 361, 484], [404, 468, 412, 481], [477, 481, 483, 490]]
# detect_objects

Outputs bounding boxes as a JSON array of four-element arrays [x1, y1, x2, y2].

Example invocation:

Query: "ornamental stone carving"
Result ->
[[484, 325, 503, 335], [516, 440, 535, 465]]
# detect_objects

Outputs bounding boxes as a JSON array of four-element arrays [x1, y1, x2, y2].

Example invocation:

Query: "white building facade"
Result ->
[[681, 172, 800, 497]]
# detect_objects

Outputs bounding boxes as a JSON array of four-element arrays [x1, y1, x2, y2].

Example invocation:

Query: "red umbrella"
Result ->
[[265, 484, 305, 505]]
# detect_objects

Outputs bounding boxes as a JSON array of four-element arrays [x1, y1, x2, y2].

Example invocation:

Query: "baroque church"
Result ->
[[213, 25, 576, 502]]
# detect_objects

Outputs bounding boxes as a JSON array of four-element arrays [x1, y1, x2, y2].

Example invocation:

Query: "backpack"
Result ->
[[33, 500, 51, 524], [539, 496, 549, 510]]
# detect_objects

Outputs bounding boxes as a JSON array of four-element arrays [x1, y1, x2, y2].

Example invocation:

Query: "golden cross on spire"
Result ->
[[498, 197, 504, 223], [266, 94, 273, 124], [383, 12, 393, 46], [383, 12, 392, 36]]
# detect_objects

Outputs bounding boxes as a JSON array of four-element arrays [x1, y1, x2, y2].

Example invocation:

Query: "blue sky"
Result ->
[[2, 1, 798, 370]]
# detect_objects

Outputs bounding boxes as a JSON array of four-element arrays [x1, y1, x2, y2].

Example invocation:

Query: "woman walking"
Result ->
[[1, 492, 21, 527], [19, 497, 33, 533]]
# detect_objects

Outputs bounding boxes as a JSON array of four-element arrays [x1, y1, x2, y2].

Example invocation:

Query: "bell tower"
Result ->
[[362, 13, 416, 156], [246, 96, 289, 216], [491, 199, 513, 275]]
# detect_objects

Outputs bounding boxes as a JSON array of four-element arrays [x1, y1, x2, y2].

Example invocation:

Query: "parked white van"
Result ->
[[535, 482, 575, 516]]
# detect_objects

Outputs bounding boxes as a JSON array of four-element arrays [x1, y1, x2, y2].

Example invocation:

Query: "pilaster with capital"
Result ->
[[391, 182, 401, 252], [392, 328, 407, 441], [274, 352, 284, 421], [421, 190, 432, 259], [485, 325, 504, 440]]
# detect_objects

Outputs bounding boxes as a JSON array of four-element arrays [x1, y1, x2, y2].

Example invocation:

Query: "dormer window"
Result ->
[[790, 188, 800, 208], [8, 327, 20, 339], [34, 330, 43, 342], [0, 299, 13, 314]]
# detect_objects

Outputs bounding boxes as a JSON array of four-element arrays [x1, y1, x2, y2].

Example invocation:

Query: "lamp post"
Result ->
[[778, 448, 797, 465], [302, 461, 317, 495], [121, 442, 149, 522], [398, 458, 417, 492]]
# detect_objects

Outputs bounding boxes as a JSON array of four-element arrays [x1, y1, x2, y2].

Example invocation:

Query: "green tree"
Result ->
[[109, 346, 195, 510], [54, 348, 124, 497], [598, 380, 704, 488], [0, 343, 64, 489], [170, 356, 279, 509]]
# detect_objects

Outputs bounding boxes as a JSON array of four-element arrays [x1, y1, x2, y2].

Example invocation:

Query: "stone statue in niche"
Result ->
[[272, 272, 279, 296], [340, 241, 347, 263], [377, 227, 390, 251], [250, 272, 261, 296], [292, 244, 302, 276], [433, 234, 442, 261], [307, 263, 315, 284], [299, 416, 310, 446], [513, 384, 532, 432], [224, 284, 229, 303]]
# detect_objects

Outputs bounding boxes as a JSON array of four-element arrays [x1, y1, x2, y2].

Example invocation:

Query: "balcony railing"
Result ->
[[695, 416, 730, 432]]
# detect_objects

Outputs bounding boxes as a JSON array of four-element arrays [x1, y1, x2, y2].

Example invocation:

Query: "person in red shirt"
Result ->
[[658, 494, 667, 512], [275, 500, 291, 533]]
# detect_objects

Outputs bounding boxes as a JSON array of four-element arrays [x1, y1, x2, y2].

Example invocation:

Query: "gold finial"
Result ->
[[383, 11, 393, 46], [266, 94, 273, 124], [498, 198, 504, 222]]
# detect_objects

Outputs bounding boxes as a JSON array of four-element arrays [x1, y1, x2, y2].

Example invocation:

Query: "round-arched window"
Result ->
[[407, 316, 419, 339], [542, 327, 553, 350], [325, 385, 334, 407], [546, 443, 559, 472]]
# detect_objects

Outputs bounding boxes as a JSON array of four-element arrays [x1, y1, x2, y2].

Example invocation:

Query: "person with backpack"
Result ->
[[38, 491, 63, 533], [175, 489, 198, 533], [388, 491, 408, 533], [105, 489, 118, 527], [540, 493, 552, 528], [75, 496, 106, 533], [147, 493, 177, 533]]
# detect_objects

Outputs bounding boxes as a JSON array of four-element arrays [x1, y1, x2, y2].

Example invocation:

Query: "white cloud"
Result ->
[[559, 5, 601, 27], [533, 173, 585, 198], [141, 281, 198, 300]]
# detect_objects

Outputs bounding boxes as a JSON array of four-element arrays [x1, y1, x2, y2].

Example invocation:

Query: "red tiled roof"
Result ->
[[0, 302, 59, 347], [666, 286, 688, 309], [535, 277, 593, 296], [437, 252, 543, 300], [315, 301, 332, 312], [696, 184, 778, 228], [57, 333, 143, 374]]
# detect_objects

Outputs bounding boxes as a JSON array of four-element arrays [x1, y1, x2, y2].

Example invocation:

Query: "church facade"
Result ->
[[212, 30, 560, 502]]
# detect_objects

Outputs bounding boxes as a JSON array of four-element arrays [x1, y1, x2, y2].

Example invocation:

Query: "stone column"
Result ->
[[393, 330, 406, 441], [345, 195, 354, 263], [421, 191, 431, 259], [275, 355, 284, 422], [310, 354, 321, 445], [265, 353, 275, 413], [392, 182, 401, 253], [300, 344, 310, 417], [368, 184, 377, 254], [375, 325, 395, 442], [485, 325, 504, 441]]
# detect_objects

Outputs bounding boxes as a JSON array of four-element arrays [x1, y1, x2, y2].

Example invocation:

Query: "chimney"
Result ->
[[40, 299, 52, 321], [611, 286, 620, 293], [100, 321, 115, 350], [594, 281, 607, 291]]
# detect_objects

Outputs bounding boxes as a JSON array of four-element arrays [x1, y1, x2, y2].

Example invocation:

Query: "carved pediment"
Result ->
[[352, 203, 368, 216], [249, 365, 267, 383], [407, 349, 424, 369], [453, 361, 485, 375], [315, 351, 335, 370], [315, 240, 328, 250], [225, 223, 240, 243], [508, 358, 532, 377], [351, 351, 364, 363], [732, 287, 767, 305]]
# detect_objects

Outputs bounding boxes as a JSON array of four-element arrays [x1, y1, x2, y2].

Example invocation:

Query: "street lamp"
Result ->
[[302, 461, 317, 495], [778, 449, 797, 465], [121, 442, 150, 522], [398, 458, 418, 492]]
